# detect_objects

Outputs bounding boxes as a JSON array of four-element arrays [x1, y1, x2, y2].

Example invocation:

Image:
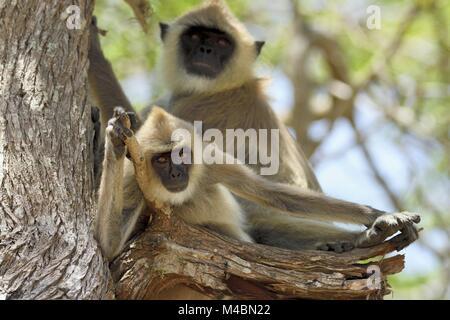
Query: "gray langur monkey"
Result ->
[[88, 0, 420, 256]]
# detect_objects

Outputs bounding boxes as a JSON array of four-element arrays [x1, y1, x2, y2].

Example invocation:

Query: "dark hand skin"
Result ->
[[106, 107, 134, 158]]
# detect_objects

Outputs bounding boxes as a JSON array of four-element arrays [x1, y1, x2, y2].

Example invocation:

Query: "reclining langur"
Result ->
[[96, 107, 420, 261], [89, 0, 420, 253]]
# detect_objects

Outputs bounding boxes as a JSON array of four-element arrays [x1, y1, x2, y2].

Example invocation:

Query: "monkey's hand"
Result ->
[[356, 212, 421, 250], [106, 107, 136, 158]]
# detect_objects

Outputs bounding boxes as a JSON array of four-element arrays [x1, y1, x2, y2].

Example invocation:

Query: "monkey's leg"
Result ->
[[247, 211, 358, 252], [204, 223, 254, 243], [88, 17, 138, 130], [96, 107, 144, 260]]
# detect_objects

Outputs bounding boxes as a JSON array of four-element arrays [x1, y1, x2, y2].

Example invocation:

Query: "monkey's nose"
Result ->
[[199, 45, 212, 54], [171, 172, 181, 178], [170, 169, 183, 179]]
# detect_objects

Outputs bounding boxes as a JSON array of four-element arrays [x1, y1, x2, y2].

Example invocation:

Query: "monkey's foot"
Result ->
[[316, 241, 354, 253], [356, 212, 421, 250], [106, 107, 135, 157]]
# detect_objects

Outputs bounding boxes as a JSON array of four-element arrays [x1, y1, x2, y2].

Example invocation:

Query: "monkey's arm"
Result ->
[[206, 153, 420, 228], [96, 109, 144, 261], [88, 18, 136, 127]]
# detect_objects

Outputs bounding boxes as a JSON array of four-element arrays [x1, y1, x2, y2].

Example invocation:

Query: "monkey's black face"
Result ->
[[180, 26, 235, 78], [151, 151, 190, 193]]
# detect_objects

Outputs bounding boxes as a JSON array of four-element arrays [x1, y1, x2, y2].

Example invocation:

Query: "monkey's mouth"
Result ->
[[165, 183, 188, 193], [188, 61, 219, 77], [193, 61, 215, 70]]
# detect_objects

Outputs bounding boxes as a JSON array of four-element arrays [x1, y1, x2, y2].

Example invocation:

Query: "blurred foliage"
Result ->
[[94, 0, 249, 80], [94, 0, 450, 299]]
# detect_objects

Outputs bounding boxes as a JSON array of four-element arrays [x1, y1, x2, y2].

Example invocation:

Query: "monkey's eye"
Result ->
[[156, 156, 168, 164], [190, 33, 200, 41], [217, 38, 230, 47]]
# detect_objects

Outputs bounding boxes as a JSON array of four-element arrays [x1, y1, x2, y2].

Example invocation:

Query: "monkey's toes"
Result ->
[[113, 107, 132, 132], [106, 109, 134, 153], [113, 106, 127, 118], [395, 224, 420, 251], [316, 241, 354, 253], [126, 111, 140, 131], [403, 212, 421, 224], [372, 212, 419, 235]]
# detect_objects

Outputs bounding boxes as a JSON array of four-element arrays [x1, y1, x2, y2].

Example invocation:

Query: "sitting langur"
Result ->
[[88, 0, 420, 253]]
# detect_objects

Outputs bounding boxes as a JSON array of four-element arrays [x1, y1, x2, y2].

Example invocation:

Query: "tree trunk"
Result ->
[[0, 0, 112, 299]]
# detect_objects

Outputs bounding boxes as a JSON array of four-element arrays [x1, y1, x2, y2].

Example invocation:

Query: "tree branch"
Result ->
[[123, 0, 153, 33]]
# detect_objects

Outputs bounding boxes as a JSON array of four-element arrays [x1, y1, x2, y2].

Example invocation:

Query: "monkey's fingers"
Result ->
[[394, 225, 420, 251], [356, 211, 421, 249], [107, 111, 133, 148], [113, 106, 126, 117], [113, 107, 132, 131], [127, 112, 140, 132]]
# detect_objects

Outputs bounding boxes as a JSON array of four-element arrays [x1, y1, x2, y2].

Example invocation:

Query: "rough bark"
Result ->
[[113, 217, 405, 300], [0, 0, 112, 299], [112, 125, 407, 300]]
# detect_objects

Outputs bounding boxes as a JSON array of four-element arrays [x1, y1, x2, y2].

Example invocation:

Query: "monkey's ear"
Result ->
[[159, 22, 170, 41], [255, 41, 265, 56]]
